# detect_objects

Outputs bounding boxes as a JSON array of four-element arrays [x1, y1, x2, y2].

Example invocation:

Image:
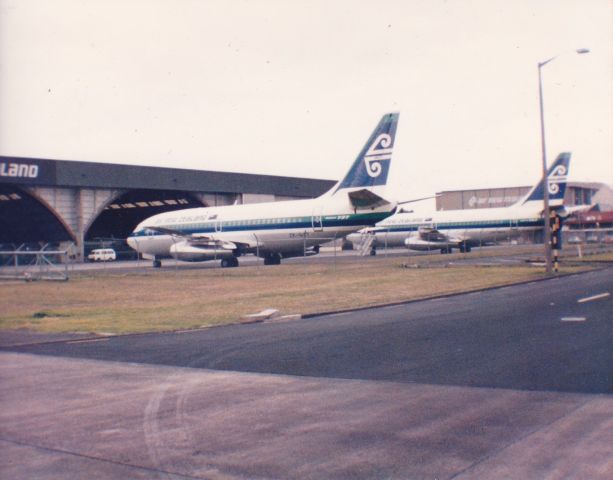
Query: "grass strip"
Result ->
[[0, 258, 592, 334]]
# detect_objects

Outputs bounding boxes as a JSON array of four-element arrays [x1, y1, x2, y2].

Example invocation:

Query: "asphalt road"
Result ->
[[2, 267, 612, 479], [7, 267, 612, 394]]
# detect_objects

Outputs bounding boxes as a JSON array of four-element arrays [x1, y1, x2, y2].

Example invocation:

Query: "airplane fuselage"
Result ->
[[128, 194, 392, 260], [365, 204, 544, 250]]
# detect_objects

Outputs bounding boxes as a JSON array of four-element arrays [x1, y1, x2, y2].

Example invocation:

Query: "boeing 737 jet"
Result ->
[[127, 112, 399, 267], [357, 152, 572, 254]]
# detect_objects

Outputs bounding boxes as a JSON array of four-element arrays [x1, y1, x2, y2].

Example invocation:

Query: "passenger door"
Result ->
[[312, 206, 324, 232]]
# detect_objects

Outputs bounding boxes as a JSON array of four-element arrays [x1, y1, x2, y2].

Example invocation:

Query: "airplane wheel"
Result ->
[[153, 259, 162, 268], [221, 258, 239, 268], [370, 249, 377, 256], [459, 244, 471, 253]]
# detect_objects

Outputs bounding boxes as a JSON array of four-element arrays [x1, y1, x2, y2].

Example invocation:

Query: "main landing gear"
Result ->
[[439, 243, 472, 255], [220, 257, 239, 268]]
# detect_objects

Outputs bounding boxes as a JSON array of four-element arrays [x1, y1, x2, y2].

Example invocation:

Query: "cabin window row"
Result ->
[[166, 217, 307, 230]]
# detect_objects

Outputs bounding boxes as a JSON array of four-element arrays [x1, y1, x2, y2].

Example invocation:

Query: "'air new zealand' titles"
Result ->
[[350, 152, 579, 255], [127, 113, 400, 267]]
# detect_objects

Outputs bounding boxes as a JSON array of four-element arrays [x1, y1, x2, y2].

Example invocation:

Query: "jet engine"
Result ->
[[169, 241, 235, 262], [404, 237, 457, 252]]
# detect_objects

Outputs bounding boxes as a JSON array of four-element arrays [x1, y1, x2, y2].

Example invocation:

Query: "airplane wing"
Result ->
[[556, 204, 595, 218], [348, 189, 391, 209]]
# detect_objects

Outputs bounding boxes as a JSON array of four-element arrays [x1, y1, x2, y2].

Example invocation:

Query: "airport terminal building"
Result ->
[[0, 156, 335, 259]]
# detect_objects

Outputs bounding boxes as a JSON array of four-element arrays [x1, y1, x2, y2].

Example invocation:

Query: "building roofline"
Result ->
[[435, 181, 608, 196], [0, 155, 335, 197]]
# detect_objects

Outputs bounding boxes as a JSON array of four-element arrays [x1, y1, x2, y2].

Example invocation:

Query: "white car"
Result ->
[[87, 248, 116, 262]]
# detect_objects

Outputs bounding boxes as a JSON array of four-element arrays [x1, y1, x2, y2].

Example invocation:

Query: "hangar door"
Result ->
[[86, 189, 205, 241], [0, 185, 72, 245]]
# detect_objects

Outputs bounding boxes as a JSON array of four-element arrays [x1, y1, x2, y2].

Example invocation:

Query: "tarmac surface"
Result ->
[[2, 243, 610, 277], [1, 267, 612, 478]]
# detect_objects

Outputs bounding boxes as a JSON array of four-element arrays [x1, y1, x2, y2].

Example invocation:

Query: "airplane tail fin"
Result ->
[[520, 152, 571, 207], [330, 112, 399, 195]]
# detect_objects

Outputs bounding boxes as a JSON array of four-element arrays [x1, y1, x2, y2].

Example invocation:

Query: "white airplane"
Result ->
[[356, 152, 572, 255], [127, 112, 400, 267]]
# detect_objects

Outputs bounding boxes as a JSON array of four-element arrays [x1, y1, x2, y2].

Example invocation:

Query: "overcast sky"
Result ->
[[1, 0, 611, 201]]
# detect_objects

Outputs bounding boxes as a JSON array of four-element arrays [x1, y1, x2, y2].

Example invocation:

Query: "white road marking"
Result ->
[[561, 317, 587, 322], [577, 292, 610, 303]]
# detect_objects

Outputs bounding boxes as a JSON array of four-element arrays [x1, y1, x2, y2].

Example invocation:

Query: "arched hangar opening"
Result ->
[[85, 189, 204, 256], [0, 185, 73, 247]]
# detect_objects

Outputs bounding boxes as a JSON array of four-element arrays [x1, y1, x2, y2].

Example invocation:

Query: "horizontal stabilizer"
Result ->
[[397, 195, 438, 205], [348, 189, 391, 209]]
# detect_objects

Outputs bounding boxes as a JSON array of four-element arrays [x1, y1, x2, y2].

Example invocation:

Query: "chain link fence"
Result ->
[[0, 243, 77, 281]]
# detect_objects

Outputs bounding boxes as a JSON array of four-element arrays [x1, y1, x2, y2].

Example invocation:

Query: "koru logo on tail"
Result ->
[[548, 164, 567, 195], [364, 133, 393, 178]]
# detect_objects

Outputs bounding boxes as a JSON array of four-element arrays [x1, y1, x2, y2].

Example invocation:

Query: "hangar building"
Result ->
[[0, 156, 335, 259], [436, 182, 612, 211], [435, 182, 613, 244]]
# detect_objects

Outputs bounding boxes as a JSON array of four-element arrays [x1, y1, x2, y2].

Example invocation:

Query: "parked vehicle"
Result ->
[[87, 248, 116, 262]]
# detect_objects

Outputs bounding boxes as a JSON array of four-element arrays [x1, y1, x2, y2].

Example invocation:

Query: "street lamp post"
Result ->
[[537, 49, 589, 274]]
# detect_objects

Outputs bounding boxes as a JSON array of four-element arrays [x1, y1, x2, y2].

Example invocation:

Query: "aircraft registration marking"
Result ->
[[577, 292, 610, 304]]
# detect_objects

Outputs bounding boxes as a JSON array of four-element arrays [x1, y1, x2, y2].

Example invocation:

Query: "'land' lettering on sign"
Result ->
[[0, 162, 39, 178]]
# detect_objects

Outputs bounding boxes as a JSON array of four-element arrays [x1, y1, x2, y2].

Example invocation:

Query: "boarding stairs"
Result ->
[[358, 232, 376, 256]]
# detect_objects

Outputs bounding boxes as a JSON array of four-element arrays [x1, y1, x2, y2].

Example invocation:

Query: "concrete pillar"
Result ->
[[75, 188, 85, 261]]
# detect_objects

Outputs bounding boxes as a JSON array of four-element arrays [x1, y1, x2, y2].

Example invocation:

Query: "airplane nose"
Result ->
[[126, 236, 137, 251]]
